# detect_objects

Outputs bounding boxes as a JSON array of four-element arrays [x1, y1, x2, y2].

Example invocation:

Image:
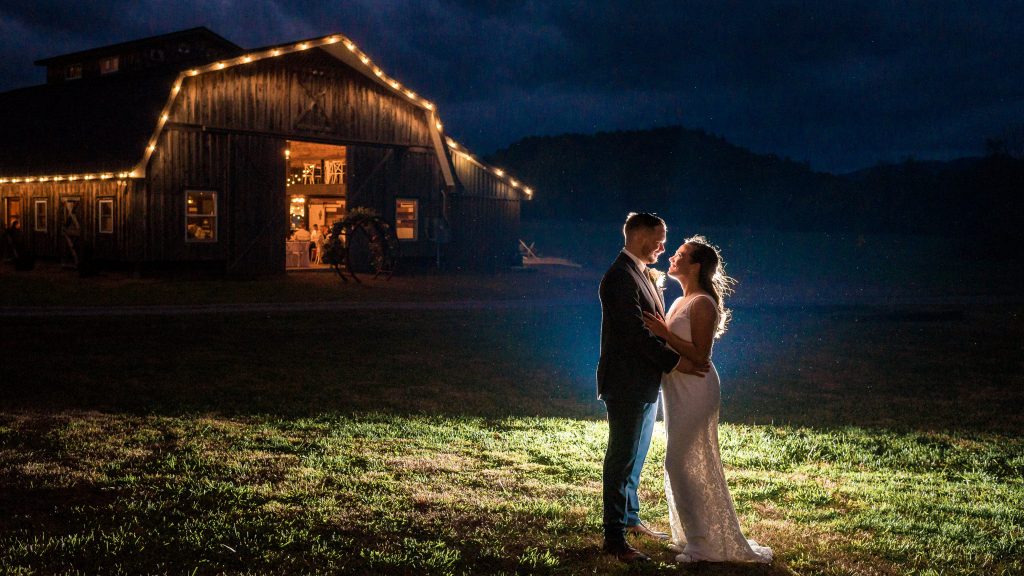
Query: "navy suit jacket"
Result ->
[[597, 252, 680, 403]]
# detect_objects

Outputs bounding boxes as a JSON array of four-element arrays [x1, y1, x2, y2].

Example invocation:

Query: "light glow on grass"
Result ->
[[0, 412, 1020, 574]]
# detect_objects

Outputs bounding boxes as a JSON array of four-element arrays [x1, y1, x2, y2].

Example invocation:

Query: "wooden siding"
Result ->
[[1, 179, 134, 262], [3, 43, 522, 273], [171, 49, 435, 148], [448, 152, 522, 269], [147, 127, 286, 273]]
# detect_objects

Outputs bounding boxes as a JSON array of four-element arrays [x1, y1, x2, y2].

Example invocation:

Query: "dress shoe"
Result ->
[[627, 521, 669, 541], [602, 541, 650, 563]]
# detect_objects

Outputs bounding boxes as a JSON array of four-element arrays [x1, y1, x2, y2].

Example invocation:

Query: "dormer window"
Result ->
[[100, 56, 119, 74], [65, 64, 82, 80]]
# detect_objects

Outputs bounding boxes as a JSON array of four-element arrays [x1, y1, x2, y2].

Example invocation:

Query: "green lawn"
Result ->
[[1, 270, 1022, 574]]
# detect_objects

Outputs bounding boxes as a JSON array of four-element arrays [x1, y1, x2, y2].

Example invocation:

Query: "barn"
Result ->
[[0, 27, 533, 275]]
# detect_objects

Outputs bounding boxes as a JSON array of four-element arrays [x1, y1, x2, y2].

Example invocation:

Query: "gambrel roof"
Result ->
[[0, 29, 532, 197]]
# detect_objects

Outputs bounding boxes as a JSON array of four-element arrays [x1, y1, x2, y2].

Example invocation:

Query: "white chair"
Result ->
[[324, 160, 345, 184]]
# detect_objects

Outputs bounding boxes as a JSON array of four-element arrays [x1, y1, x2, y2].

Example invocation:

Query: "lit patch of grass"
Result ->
[[1, 411, 1021, 574], [2, 283, 1023, 573]]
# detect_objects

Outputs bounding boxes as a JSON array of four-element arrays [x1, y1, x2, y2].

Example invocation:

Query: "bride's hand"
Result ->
[[643, 311, 669, 339]]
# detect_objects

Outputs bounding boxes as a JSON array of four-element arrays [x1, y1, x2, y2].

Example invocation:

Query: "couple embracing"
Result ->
[[598, 212, 773, 564]]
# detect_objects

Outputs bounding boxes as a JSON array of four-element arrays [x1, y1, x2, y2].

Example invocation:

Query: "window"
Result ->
[[395, 199, 418, 241], [61, 197, 81, 236], [4, 197, 21, 230], [149, 48, 165, 61], [185, 190, 217, 242], [34, 199, 47, 232], [98, 198, 114, 234], [65, 64, 82, 80], [100, 56, 119, 74]]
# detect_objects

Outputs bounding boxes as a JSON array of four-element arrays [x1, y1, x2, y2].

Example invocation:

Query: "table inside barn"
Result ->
[[285, 241, 310, 268]]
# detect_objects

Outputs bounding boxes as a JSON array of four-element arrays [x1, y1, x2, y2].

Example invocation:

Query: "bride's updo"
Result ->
[[684, 235, 736, 338]]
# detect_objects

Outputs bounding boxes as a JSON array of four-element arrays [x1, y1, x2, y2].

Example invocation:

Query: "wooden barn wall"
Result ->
[[448, 153, 522, 270], [146, 128, 286, 274], [141, 46, 441, 271], [346, 147, 442, 261], [1, 179, 134, 262], [172, 49, 435, 148]]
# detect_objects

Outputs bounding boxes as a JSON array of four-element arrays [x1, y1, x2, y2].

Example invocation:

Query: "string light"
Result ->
[[1, 32, 533, 198]]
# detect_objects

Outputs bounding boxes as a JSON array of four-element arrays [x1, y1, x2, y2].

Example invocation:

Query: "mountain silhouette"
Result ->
[[487, 126, 1023, 256]]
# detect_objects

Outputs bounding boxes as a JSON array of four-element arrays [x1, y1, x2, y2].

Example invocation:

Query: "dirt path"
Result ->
[[0, 297, 591, 318]]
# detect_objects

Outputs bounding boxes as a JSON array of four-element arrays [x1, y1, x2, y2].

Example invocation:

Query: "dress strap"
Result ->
[[683, 293, 718, 315]]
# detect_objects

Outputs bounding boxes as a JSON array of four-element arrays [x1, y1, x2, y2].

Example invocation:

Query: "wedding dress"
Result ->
[[661, 294, 773, 564]]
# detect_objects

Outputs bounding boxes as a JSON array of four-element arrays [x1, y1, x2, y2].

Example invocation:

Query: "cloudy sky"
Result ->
[[1, 1, 1021, 173]]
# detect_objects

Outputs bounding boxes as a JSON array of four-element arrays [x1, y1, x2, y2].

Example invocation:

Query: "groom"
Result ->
[[597, 212, 700, 563]]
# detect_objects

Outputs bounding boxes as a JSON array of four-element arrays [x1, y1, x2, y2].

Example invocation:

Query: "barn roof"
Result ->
[[34, 27, 240, 67], [0, 29, 533, 197], [0, 67, 178, 176]]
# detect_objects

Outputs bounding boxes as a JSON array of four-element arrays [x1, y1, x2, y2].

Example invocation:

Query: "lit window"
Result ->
[[61, 197, 81, 236], [100, 56, 119, 74], [66, 64, 82, 80], [395, 199, 418, 241], [34, 199, 47, 232], [5, 197, 21, 230], [98, 198, 114, 234], [185, 190, 217, 242]]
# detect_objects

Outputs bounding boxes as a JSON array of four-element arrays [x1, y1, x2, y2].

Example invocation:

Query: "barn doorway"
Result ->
[[284, 140, 347, 268]]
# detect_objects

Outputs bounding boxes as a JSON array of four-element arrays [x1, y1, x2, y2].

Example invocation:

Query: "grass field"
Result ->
[[1, 253, 1023, 574]]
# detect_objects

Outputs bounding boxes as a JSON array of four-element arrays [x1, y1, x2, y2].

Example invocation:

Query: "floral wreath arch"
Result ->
[[320, 207, 400, 283]]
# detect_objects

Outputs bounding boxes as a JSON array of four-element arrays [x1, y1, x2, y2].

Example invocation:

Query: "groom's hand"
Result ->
[[675, 356, 709, 377]]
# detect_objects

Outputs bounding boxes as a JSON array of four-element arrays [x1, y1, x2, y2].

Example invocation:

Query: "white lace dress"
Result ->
[[661, 294, 773, 563]]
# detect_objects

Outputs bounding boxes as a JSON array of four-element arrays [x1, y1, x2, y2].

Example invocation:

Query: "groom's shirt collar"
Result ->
[[621, 248, 647, 273]]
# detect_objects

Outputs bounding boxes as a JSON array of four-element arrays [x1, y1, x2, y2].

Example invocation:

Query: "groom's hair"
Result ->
[[623, 212, 665, 240]]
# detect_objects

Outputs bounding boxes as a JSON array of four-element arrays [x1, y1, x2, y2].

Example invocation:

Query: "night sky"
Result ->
[[1, 1, 1021, 173]]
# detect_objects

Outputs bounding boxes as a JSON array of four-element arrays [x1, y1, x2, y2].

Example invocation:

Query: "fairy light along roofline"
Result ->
[[0, 172, 136, 184], [445, 137, 533, 198], [2, 31, 534, 198], [131, 32, 449, 178]]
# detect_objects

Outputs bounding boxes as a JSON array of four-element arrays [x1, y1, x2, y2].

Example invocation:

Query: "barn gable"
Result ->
[[1, 28, 532, 273]]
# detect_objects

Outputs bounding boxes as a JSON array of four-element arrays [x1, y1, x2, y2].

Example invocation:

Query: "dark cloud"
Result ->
[[1, 0, 1021, 172]]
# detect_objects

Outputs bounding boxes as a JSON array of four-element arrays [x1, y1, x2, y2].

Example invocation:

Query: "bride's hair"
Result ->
[[684, 235, 736, 338]]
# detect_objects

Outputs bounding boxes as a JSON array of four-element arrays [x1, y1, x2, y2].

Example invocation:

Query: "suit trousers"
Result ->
[[602, 398, 657, 543]]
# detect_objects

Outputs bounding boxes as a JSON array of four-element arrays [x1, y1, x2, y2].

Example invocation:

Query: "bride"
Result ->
[[643, 235, 773, 564]]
